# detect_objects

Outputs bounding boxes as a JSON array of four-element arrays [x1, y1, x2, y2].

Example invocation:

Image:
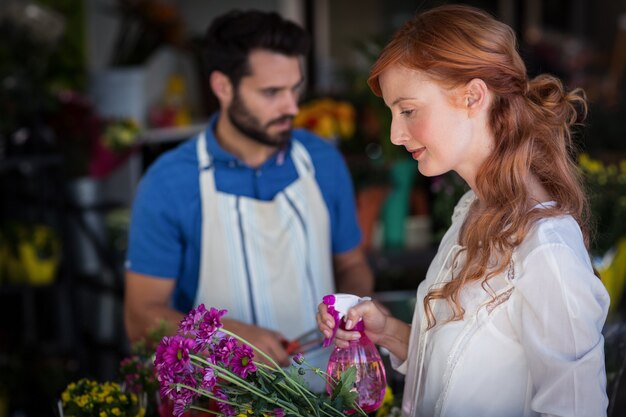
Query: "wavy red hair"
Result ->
[[368, 5, 590, 328]]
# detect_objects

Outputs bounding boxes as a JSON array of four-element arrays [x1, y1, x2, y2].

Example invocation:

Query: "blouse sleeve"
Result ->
[[508, 243, 610, 417]]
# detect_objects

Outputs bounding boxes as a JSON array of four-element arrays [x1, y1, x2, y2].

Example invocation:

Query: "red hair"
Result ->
[[368, 5, 589, 328]]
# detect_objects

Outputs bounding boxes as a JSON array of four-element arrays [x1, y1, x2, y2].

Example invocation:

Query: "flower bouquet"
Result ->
[[155, 304, 367, 417]]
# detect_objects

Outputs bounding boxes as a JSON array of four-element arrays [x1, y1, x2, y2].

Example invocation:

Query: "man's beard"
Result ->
[[227, 93, 294, 148]]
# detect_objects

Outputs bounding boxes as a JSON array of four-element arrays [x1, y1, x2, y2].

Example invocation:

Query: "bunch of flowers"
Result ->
[[578, 153, 626, 255], [102, 118, 141, 152], [49, 90, 142, 179], [119, 321, 171, 416], [59, 379, 143, 417], [294, 98, 356, 141], [155, 304, 366, 417]]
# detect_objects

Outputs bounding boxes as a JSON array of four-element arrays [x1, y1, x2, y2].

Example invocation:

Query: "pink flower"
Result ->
[[155, 335, 195, 373], [178, 304, 207, 336], [214, 335, 237, 363], [213, 388, 237, 416], [196, 307, 227, 347], [229, 344, 256, 378]]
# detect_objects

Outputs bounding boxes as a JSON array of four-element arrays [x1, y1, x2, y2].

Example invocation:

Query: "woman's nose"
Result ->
[[389, 120, 408, 145]]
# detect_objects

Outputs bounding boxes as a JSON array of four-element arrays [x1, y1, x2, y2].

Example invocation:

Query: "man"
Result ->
[[124, 9, 374, 367]]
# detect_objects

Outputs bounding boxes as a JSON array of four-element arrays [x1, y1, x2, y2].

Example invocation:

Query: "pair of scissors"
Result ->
[[281, 328, 325, 355]]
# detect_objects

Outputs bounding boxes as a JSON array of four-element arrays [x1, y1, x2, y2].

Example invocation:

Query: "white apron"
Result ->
[[193, 131, 334, 341]]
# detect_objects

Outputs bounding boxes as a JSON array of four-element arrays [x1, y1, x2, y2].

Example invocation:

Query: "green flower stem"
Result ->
[[190, 355, 302, 416], [177, 383, 239, 407], [254, 364, 314, 399], [188, 405, 221, 416], [218, 329, 319, 414]]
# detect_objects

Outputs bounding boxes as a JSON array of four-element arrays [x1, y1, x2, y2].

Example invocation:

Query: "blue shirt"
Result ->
[[126, 115, 362, 312]]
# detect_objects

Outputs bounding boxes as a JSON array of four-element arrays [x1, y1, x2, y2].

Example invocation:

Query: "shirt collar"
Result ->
[[203, 112, 291, 167]]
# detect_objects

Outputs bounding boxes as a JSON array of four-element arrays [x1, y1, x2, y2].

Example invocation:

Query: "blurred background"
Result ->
[[1, 0, 625, 415]]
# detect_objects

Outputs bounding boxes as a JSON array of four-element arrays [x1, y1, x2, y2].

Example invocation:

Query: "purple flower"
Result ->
[[178, 304, 207, 336], [214, 336, 237, 363], [273, 408, 285, 417], [213, 388, 237, 416], [157, 366, 177, 399], [293, 353, 304, 365], [229, 344, 256, 378], [169, 373, 198, 416], [172, 397, 191, 417], [195, 307, 227, 347], [200, 363, 217, 391], [155, 335, 196, 373]]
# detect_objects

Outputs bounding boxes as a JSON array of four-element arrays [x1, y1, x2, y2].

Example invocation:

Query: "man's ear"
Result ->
[[210, 71, 233, 105], [464, 78, 490, 115]]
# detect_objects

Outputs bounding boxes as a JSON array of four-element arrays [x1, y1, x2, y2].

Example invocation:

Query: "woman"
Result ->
[[317, 5, 609, 417]]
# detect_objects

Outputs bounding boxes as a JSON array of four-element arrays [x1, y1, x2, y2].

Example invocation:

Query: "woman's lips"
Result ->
[[409, 147, 425, 160]]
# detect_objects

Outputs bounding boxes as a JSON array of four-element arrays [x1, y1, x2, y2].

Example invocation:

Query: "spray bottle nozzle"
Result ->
[[322, 293, 370, 348]]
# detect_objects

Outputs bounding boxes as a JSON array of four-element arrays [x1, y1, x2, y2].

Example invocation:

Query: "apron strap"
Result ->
[[196, 131, 212, 170], [291, 140, 315, 177]]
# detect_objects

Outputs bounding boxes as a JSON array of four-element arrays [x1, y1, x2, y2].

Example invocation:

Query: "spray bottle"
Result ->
[[322, 293, 386, 413]]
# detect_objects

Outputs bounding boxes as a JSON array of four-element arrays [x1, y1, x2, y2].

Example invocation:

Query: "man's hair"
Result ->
[[203, 9, 310, 87]]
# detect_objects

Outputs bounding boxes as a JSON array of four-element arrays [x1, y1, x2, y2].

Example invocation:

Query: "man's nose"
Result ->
[[282, 91, 299, 115]]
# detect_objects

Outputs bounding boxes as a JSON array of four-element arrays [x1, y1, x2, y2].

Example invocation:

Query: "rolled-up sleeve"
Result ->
[[509, 243, 610, 417]]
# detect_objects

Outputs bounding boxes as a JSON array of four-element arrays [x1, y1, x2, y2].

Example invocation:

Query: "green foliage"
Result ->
[[329, 366, 359, 412]]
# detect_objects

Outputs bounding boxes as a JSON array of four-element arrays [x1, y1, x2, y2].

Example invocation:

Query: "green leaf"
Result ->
[[330, 366, 358, 411]]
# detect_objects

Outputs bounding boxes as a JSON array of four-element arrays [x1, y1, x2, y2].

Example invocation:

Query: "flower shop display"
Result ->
[[48, 90, 141, 179], [119, 320, 172, 417], [578, 153, 626, 256], [293, 98, 356, 143], [0, 223, 60, 286], [59, 379, 143, 417], [154, 304, 368, 417], [91, 0, 188, 126], [578, 152, 626, 311]]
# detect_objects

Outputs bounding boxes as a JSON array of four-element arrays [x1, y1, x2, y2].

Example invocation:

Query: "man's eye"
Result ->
[[263, 90, 279, 97]]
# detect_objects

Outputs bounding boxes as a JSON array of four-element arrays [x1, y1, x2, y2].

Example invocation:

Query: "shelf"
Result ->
[[138, 122, 208, 145]]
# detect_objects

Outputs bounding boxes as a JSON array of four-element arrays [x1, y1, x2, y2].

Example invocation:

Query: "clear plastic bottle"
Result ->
[[323, 294, 387, 413]]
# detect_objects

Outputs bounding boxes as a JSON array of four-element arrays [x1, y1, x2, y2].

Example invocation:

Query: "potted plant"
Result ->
[[90, 0, 186, 125]]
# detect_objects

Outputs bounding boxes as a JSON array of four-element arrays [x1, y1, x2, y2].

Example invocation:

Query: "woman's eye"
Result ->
[[400, 109, 414, 116]]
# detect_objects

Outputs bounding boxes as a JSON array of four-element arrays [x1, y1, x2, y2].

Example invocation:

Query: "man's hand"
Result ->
[[222, 319, 290, 367]]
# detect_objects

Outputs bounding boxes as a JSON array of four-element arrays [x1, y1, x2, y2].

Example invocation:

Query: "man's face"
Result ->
[[227, 49, 304, 148]]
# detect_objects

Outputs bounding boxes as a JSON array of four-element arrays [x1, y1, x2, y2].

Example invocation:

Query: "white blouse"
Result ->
[[393, 191, 610, 417]]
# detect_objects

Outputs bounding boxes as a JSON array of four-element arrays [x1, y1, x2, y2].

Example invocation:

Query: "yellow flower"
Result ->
[[100, 412, 108, 417], [375, 385, 395, 417], [294, 98, 356, 140], [77, 395, 89, 407], [112, 407, 122, 416]]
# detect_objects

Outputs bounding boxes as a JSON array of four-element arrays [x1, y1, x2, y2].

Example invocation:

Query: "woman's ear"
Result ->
[[209, 71, 233, 105], [464, 78, 490, 115]]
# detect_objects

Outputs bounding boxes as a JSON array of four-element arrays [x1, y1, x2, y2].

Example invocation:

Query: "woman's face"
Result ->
[[379, 66, 489, 184]]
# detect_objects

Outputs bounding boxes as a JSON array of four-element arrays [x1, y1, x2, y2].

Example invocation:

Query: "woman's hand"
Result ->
[[316, 300, 388, 349]]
